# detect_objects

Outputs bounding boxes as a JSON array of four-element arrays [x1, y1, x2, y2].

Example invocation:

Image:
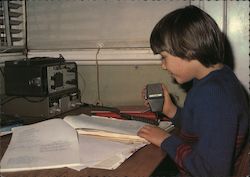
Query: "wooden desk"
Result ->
[[0, 107, 167, 177]]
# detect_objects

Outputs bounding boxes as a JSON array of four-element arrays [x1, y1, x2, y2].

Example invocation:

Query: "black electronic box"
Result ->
[[4, 57, 78, 97]]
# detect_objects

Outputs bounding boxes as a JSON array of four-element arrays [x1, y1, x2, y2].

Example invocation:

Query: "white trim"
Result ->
[[27, 48, 161, 65]]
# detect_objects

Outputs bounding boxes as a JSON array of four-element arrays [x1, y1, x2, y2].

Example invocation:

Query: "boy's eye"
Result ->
[[161, 57, 166, 62]]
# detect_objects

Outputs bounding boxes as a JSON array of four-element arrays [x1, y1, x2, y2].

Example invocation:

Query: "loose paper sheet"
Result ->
[[0, 119, 81, 172], [69, 134, 146, 171]]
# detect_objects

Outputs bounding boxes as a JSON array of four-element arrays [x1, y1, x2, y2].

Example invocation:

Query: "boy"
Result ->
[[138, 5, 249, 177]]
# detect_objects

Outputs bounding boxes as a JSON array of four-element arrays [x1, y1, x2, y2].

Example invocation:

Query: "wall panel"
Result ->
[[27, 0, 189, 49]]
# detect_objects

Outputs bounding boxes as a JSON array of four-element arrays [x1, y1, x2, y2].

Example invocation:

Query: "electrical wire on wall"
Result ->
[[77, 71, 86, 103], [95, 47, 102, 106], [223, 0, 227, 36], [248, 1, 250, 93]]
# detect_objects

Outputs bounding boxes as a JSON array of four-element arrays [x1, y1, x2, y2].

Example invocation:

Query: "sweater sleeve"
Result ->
[[161, 84, 238, 177]]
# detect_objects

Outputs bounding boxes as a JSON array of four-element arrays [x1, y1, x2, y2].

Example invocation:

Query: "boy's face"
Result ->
[[160, 51, 197, 84]]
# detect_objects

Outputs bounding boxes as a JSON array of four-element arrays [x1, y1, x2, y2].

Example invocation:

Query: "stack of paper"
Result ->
[[0, 114, 173, 172], [0, 119, 81, 172]]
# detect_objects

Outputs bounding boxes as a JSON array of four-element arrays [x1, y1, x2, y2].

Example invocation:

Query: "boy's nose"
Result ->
[[161, 62, 167, 70]]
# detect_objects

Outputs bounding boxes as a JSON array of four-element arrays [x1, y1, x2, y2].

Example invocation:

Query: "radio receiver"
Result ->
[[4, 57, 78, 97]]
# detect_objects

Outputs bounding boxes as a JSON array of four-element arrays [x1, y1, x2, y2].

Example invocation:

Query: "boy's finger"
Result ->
[[161, 84, 169, 96]]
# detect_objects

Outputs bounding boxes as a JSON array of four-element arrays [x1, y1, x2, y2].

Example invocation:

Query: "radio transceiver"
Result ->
[[4, 57, 78, 97], [2, 89, 81, 119]]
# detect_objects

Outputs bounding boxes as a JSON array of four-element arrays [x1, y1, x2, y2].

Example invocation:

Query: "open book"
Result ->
[[64, 114, 172, 143], [0, 114, 173, 172], [64, 114, 149, 143]]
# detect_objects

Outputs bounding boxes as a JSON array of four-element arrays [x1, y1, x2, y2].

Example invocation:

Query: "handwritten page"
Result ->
[[0, 119, 81, 172]]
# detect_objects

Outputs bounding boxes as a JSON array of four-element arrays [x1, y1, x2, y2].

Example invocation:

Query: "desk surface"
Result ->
[[0, 107, 167, 177]]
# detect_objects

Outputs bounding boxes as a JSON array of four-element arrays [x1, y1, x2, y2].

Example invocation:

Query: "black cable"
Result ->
[[0, 96, 19, 106], [77, 71, 86, 101], [82, 103, 120, 114], [23, 97, 47, 103], [119, 112, 159, 125], [83, 103, 159, 125], [24, 0, 28, 58], [0, 67, 4, 78], [0, 96, 47, 106]]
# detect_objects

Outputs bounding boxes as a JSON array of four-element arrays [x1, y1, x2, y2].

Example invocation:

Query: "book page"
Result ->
[[76, 129, 148, 144], [76, 120, 173, 144], [64, 114, 149, 135], [0, 119, 81, 172], [92, 142, 146, 170], [69, 134, 146, 171], [64, 114, 173, 134]]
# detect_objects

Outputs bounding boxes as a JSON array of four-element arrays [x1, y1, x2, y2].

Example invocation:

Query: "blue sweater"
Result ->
[[161, 66, 249, 177]]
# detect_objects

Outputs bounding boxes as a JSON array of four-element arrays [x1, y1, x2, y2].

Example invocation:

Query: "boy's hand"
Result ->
[[137, 125, 170, 147], [161, 84, 177, 118], [141, 86, 150, 107], [141, 84, 177, 118]]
